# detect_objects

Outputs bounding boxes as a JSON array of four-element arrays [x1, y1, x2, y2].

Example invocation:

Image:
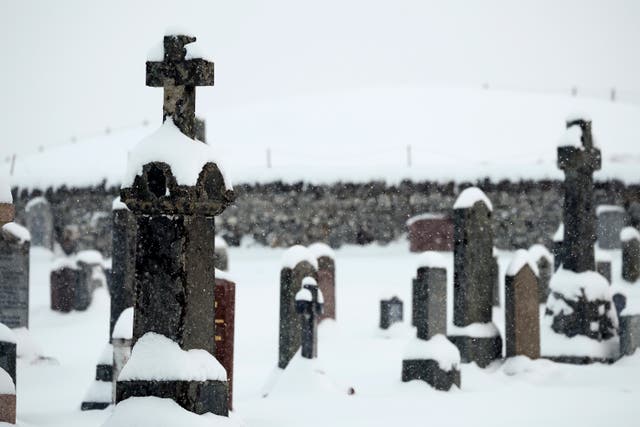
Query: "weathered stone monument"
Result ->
[[543, 117, 619, 363], [109, 197, 136, 336], [448, 187, 502, 367], [528, 244, 554, 302], [619, 313, 640, 356], [295, 277, 324, 359], [50, 257, 80, 312], [407, 213, 454, 252], [214, 272, 236, 410], [0, 223, 30, 329], [308, 242, 336, 321], [505, 250, 540, 359], [214, 236, 229, 271], [24, 196, 54, 249], [116, 33, 234, 417], [403, 252, 460, 390], [596, 205, 626, 249], [279, 245, 318, 369], [621, 227, 640, 283], [380, 296, 404, 330]]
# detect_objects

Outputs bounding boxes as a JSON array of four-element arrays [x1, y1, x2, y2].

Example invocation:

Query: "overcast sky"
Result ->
[[1, 0, 639, 157]]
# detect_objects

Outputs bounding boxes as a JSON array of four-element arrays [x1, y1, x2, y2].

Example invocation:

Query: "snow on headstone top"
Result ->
[[406, 212, 447, 227], [449, 322, 500, 338], [403, 334, 460, 370], [119, 332, 227, 382], [215, 268, 234, 283], [112, 196, 129, 211], [453, 187, 493, 211], [25, 196, 48, 212], [112, 307, 134, 340], [122, 119, 232, 189], [1, 222, 31, 243], [507, 249, 539, 277], [50, 255, 78, 271], [295, 288, 313, 302], [565, 112, 592, 123], [301, 276, 318, 287], [103, 396, 239, 427], [621, 226, 640, 242], [0, 368, 15, 395], [98, 343, 114, 365], [281, 245, 318, 270], [596, 205, 625, 216], [528, 244, 553, 264], [549, 268, 611, 302], [416, 251, 449, 270], [595, 248, 613, 262], [553, 223, 564, 242], [215, 236, 228, 249], [76, 249, 103, 265], [308, 242, 335, 259], [0, 323, 16, 344]]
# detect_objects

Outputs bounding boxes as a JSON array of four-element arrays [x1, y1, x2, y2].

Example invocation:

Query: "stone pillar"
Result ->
[[505, 250, 540, 359], [379, 296, 403, 330], [278, 245, 318, 369], [619, 315, 640, 356], [308, 243, 336, 322], [491, 250, 500, 307], [621, 227, 640, 283], [295, 277, 323, 359], [449, 187, 502, 368]]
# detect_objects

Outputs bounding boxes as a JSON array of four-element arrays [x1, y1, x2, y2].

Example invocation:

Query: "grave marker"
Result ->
[[308, 242, 336, 321], [380, 296, 403, 330], [50, 257, 80, 313], [406, 213, 454, 252], [552, 223, 564, 271], [621, 227, 640, 283], [109, 197, 136, 336], [596, 205, 626, 249], [24, 196, 53, 249], [0, 224, 30, 329]]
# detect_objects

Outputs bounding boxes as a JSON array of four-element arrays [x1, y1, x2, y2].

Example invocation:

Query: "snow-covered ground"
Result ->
[[15, 242, 640, 427]]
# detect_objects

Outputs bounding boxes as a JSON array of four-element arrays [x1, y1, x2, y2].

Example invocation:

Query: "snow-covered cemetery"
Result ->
[[1, 1, 640, 426]]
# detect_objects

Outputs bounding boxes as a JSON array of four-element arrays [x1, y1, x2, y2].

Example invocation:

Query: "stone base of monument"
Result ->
[[0, 341, 16, 386], [620, 314, 640, 356], [116, 379, 229, 416], [401, 335, 461, 391], [0, 394, 15, 424], [448, 335, 502, 368]]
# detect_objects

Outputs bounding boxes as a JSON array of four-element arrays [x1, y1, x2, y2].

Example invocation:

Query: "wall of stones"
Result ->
[[12, 180, 640, 255]]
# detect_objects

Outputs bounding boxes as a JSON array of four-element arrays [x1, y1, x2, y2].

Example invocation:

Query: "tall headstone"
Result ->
[[544, 118, 619, 363], [24, 197, 54, 249], [596, 205, 626, 249], [621, 227, 640, 283], [528, 244, 554, 303], [295, 277, 324, 359], [109, 197, 136, 336], [214, 273, 235, 410], [379, 296, 403, 330], [278, 245, 318, 369], [116, 34, 234, 417], [308, 242, 336, 322], [448, 187, 502, 368], [504, 250, 540, 359], [0, 224, 30, 329]]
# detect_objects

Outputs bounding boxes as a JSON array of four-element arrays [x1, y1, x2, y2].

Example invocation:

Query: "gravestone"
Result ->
[[406, 213, 454, 252], [612, 293, 627, 319], [380, 296, 403, 329], [552, 223, 564, 271], [619, 314, 640, 356], [75, 249, 105, 311], [50, 257, 80, 312], [278, 245, 318, 369], [214, 236, 229, 271], [544, 117, 619, 363], [308, 242, 336, 321], [621, 227, 640, 283], [529, 244, 554, 303], [504, 250, 540, 359], [24, 197, 54, 249], [109, 197, 136, 336], [81, 344, 113, 410], [596, 260, 612, 284], [491, 250, 500, 307], [214, 273, 235, 410], [596, 205, 626, 249], [0, 223, 30, 329], [448, 187, 502, 368], [0, 324, 16, 388], [117, 34, 233, 417], [295, 277, 324, 359]]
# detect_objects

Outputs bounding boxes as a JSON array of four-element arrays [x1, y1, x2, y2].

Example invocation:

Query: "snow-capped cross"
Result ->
[[146, 34, 214, 140]]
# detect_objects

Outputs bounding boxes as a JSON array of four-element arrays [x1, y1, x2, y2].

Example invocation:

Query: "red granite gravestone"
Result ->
[[407, 214, 453, 253], [214, 276, 235, 410]]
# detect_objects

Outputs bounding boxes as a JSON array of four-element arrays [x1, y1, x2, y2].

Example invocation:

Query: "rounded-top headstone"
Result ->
[[453, 187, 493, 212]]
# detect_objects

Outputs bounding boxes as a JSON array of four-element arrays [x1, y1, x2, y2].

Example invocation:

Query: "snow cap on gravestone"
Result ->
[[281, 245, 318, 270], [453, 187, 492, 211]]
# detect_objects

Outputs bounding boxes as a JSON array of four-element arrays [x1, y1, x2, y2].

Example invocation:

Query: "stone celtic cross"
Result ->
[[146, 35, 214, 140]]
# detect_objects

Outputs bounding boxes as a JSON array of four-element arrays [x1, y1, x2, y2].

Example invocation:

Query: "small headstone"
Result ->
[[0, 223, 30, 329], [407, 213, 454, 252], [109, 197, 136, 336], [24, 196, 54, 249], [529, 244, 554, 302], [412, 252, 447, 339], [551, 223, 564, 272], [504, 250, 540, 359], [50, 257, 80, 313], [75, 249, 105, 311], [214, 236, 229, 271], [214, 273, 236, 410], [619, 314, 640, 356], [449, 187, 502, 367], [308, 242, 336, 321], [621, 227, 640, 283], [295, 277, 324, 359], [596, 205, 627, 249], [380, 296, 403, 330], [596, 260, 612, 284], [278, 245, 318, 369]]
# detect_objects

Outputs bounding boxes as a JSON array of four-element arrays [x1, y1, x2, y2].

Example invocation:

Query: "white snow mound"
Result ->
[[308, 242, 335, 259], [406, 213, 447, 227], [528, 244, 553, 264], [112, 197, 128, 211], [403, 334, 460, 370], [621, 227, 640, 242], [596, 205, 625, 215], [549, 268, 613, 302], [112, 307, 134, 340], [0, 368, 15, 395], [0, 324, 16, 344], [507, 249, 539, 277], [415, 251, 450, 270], [453, 187, 493, 211], [1, 223, 30, 243]]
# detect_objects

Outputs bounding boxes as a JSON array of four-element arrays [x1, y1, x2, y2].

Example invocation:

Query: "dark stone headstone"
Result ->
[[109, 199, 136, 337], [278, 246, 318, 369], [412, 261, 447, 340], [505, 252, 540, 359], [24, 197, 53, 249], [380, 296, 403, 330], [0, 224, 30, 328], [50, 258, 80, 313], [612, 293, 627, 318], [621, 227, 640, 283], [407, 214, 454, 252], [295, 278, 323, 360], [596, 260, 612, 284], [213, 276, 235, 410], [308, 243, 336, 322], [619, 315, 640, 356], [596, 205, 626, 249], [402, 357, 460, 391]]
